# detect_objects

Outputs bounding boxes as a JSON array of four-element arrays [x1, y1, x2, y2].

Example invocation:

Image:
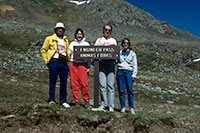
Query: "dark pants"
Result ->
[[48, 58, 69, 104]]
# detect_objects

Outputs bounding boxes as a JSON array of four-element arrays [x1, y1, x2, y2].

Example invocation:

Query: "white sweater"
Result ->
[[69, 38, 90, 62], [117, 50, 138, 78]]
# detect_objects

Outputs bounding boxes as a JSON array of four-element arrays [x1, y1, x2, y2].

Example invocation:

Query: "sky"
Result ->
[[125, 0, 200, 37]]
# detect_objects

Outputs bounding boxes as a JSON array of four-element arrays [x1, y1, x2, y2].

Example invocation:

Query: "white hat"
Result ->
[[54, 22, 65, 29]]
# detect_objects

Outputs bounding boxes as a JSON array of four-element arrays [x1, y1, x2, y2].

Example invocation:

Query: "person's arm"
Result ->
[[69, 42, 73, 55], [41, 37, 50, 65], [86, 63, 91, 73], [132, 52, 138, 81], [86, 41, 91, 72], [65, 39, 71, 61], [111, 38, 117, 46]]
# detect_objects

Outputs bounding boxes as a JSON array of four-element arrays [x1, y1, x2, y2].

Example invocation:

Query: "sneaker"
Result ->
[[62, 102, 70, 108], [130, 108, 136, 115], [49, 101, 56, 105], [109, 107, 114, 112], [121, 108, 126, 113]]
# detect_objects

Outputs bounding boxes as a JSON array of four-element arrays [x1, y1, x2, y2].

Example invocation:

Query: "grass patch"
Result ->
[[19, 105, 32, 116], [159, 117, 175, 127], [186, 62, 200, 71], [36, 106, 57, 113]]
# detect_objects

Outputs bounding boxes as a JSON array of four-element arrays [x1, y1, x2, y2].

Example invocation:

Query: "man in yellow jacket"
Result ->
[[41, 22, 71, 108]]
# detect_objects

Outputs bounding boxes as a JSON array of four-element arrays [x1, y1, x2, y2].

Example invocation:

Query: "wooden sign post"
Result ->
[[74, 46, 120, 108]]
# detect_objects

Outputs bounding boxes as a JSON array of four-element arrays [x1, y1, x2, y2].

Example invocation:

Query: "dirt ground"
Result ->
[[0, 103, 175, 133]]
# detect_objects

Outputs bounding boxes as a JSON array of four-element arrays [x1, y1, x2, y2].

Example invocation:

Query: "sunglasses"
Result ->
[[123, 42, 129, 44], [104, 28, 112, 32]]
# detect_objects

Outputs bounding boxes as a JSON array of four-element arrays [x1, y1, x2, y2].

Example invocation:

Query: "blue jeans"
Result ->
[[116, 70, 134, 109], [48, 58, 69, 104], [99, 61, 115, 108]]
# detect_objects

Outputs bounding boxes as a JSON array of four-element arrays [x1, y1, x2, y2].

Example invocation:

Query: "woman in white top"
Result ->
[[116, 38, 138, 114], [69, 28, 90, 108]]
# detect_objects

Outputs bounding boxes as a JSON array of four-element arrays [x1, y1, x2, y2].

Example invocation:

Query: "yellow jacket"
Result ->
[[41, 33, 70, 65]]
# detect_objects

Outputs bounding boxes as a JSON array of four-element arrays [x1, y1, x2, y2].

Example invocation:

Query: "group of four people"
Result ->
[[41, 22, 137, 114]]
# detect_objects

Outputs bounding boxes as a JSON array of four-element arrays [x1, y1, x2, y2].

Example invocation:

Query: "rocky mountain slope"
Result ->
[[0, 0, 200, 43]]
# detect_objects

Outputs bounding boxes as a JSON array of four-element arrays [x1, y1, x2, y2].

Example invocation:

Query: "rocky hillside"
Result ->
[[0, 0, 200, 43], [0, 0, 199, 71]]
